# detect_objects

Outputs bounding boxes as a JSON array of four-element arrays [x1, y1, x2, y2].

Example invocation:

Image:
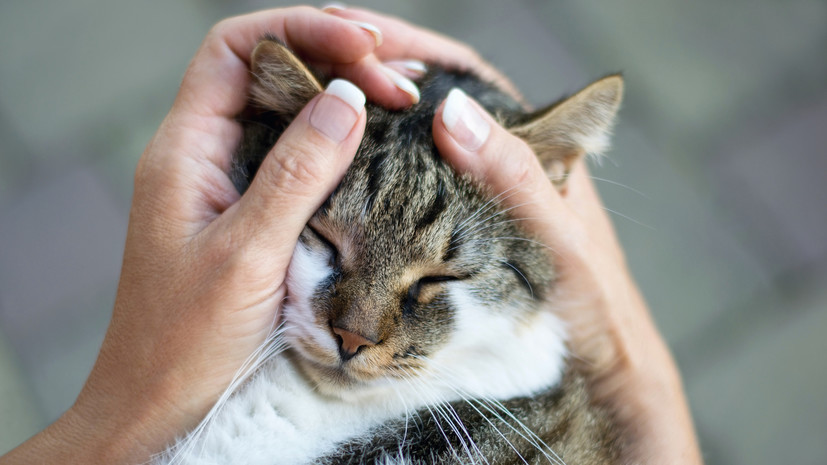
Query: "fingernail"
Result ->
[[383, 59, 427, 79], [379, 64, 421, 104], [442, 88, 490, 151], [310, 79, 365, 142], [321, 2, 346, 12], [346, 20, 383, 47]]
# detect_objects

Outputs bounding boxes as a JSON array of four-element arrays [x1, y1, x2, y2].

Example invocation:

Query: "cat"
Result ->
[[156, 37, 625, 464]]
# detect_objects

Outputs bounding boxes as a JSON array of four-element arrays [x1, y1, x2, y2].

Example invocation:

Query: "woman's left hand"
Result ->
[[0, 6, 519, 464]]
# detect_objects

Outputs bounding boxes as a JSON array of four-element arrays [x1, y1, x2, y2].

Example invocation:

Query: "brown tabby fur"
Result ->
[[230, 36, 625, 464]]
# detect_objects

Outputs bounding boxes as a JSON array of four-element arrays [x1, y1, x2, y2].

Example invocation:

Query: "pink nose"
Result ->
[[331, 326, 377, 361]]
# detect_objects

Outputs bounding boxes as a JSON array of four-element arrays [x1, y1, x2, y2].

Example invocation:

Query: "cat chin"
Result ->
[[289, 352, 410, 402]]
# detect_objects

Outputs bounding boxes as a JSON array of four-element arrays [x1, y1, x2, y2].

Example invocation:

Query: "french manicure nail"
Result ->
[[383, 59, 427, 79], [442, 88, 490, 151], [346, 20, 383, 47], [321, 2, 347, 12], [309, 79, 365, 142], [379, 64, 421, 104]]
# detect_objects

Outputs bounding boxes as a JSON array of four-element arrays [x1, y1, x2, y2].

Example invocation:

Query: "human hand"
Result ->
[[0, 6, 523, 464], [2, 7, 395, 465], [1, 5, 700, 464], [430, 80, 703, 464]]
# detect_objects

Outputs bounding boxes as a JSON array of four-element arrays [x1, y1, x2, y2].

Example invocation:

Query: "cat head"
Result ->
[[235, 38, 623, 401]]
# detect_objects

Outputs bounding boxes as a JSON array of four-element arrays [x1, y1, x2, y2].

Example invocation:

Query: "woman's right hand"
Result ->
[[423, 80, 703, 463]]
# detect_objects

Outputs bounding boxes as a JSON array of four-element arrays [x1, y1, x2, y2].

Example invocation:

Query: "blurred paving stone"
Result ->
[[0, 0, 214, 164], [451, 0, 588, 104], [591, 122, 772, 348], [713, 93, 827, 276], [0, 1, 825, 462], [0, 167, 125, 420], [0, 113, 36, 210], [529, 0, 827, 170], [687, 275, 827, 465], [21, 285, 114, 422], [0, 167, 125, 329], [0, 329, 42, 455], [83, 85, 174, 209]]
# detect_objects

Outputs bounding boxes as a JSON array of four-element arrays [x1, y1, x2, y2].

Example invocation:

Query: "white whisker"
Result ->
[[499, 259, 534, 299], [413, 354, 568, 465], [587, 175, 648, 198], [452, 201, 535, 244], [159, 324, 289, 464], [601, 206, 655, 230], [454, 183, 526, 235]]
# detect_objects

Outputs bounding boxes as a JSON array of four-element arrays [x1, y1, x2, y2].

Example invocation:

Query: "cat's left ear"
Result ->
[[249, 37, 324, 117], [509, 75, 623, 190]]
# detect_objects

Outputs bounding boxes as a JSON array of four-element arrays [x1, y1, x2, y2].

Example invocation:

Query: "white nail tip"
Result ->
[[380, 65, 421, 103], [326, 79, 366, 113], [442, 88, 467, 131], [442, 87, 490, 150], [346, 20, 383, 46], [385, 59, 427, 75], [321, 2, 347, 12]]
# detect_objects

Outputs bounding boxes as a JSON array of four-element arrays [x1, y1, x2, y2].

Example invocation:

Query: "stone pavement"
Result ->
[[1, 1, 825, 462]]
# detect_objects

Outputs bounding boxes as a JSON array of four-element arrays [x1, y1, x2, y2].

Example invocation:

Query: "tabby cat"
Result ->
[[156, 37, 625, 464]]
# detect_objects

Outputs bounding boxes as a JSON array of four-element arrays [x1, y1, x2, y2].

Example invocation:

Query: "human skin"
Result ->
[[0, 6, 701, 465], [431, 86, 702, 464]]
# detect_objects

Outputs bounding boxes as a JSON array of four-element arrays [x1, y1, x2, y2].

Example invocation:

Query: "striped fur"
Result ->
[[157, 38, 624, 464]]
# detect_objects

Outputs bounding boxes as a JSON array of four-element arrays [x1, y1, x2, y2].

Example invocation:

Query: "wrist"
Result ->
[[0, 406, 141, 465], [68, 374, 196, 464], [613, 352, 702, 464], [588, 310, 703, 464]]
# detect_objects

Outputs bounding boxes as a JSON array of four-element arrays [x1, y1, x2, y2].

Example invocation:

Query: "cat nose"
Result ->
[[331, 325, 377, 361]]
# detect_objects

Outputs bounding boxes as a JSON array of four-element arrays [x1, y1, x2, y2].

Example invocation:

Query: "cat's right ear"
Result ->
[[509, 75, 623, 191], [249, 37, 324, 117]]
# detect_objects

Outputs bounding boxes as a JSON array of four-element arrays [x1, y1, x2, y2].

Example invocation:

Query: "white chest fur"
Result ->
[[158, 312, 566, 464]]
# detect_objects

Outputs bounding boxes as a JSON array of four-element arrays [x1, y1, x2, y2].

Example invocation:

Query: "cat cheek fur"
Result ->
[[283, 240, 339, 360], [428, 283, 569, 400]]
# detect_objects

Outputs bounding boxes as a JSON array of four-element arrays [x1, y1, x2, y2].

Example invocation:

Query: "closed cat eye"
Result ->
[[403, 275, 460, 316]]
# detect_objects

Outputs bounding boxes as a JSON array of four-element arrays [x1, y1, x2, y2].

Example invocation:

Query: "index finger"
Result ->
[[432, 89, 581, 258]]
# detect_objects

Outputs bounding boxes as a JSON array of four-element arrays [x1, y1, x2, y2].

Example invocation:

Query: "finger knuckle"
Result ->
[[290, 5, 317, 16], [133, 149, 170, 196], [134, 155, 150, 186], [262, 142, 330, 194], [208, 17, 234, 39], [499, 139, 538, 188]]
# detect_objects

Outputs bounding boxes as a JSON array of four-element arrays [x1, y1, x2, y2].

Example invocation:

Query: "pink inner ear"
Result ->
[[547, 159, 567, 186]]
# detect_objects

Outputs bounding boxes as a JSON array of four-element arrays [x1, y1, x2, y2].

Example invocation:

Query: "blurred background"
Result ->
[[1, 0, 825, 462]]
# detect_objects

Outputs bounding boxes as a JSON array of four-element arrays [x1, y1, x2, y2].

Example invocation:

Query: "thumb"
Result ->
[[432, 88, 579, 253], [220, 79, 366, 265]]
